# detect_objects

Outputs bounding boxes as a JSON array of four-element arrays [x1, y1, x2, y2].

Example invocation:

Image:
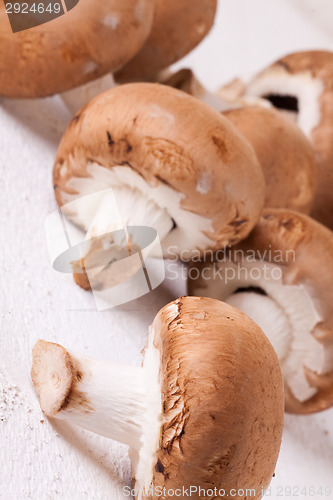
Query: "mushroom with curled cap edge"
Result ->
[[161, 68, 271, 112], [222, 106, 316, 214], [115, 0, 217, 83], [53, 83, 265, 290], [245, 50, 333, 230], [0, 0, 154, 98], [31, 296, 284, 500], [160, 75, 316, 213], [188, 209, 333, 414]]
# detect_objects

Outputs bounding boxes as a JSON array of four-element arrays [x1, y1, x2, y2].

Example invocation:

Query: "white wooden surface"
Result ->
[[1, 1, 333, 499]]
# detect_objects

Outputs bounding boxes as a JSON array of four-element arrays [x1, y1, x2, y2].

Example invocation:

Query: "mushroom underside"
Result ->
[[247, 71, 324, 138], [190, 259, 332, 403], [59, 162, 217, 286]]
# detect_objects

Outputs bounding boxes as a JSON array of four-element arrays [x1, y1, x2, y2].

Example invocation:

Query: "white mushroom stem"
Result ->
[[58, 360, 145, 450], [61, 73, 117, 115], [31, 340, 162, 457], [68, 186, 174, 288]]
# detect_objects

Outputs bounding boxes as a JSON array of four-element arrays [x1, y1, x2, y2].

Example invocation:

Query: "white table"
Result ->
[[1, 1, 333, 498]]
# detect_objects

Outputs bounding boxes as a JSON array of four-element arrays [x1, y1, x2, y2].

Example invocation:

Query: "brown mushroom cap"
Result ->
[[53, 83, 265, 259], [188, 209, 333, 414], [143, 296, 284, 500], [222, 106, 316, 213], [115, 0, 217, 82], [0, 0, 154, 97], [246, 50, 333, 229]]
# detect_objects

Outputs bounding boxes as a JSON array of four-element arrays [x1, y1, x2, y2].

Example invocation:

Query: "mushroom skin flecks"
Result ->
[[31, 296, 284, 500], [188, 209, 333, 414], [53, 83, 265, 290]]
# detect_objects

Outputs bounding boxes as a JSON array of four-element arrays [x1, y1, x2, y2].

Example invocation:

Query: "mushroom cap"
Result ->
[[222, 106, 316, 213], [188, 209, 333, 414], [0, 0, 154, 97], [247, 50, 333, 229], [140, 296, 284, 499], [53, 83, 265, 257], [115, 0, 217, 82]]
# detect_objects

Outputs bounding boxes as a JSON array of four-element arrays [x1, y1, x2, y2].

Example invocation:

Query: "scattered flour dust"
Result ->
[[0, 371, 32, 422]]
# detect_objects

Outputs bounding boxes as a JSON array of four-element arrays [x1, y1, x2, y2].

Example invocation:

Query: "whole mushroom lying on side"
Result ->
[[53, 83, 265, 290], [0, 0, 154, 103], [222, 106, 316, 213], [245, 51, 333, 229], [115, 0, 217, 83], [31, 296, 284, 500], [188, 209, 333, 414]]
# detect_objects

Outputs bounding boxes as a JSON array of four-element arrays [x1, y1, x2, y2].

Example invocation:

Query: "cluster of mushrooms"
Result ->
[[6, 0, 329, 498]]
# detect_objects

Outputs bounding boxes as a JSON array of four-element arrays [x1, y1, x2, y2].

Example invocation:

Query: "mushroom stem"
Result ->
[[31, 340, 161, 452], [71, 187, 174, 289], [61, 74, 117, 115]]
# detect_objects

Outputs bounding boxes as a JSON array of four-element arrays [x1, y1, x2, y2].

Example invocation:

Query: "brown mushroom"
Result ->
[[246, 50, 333, 229], [53, 83, 265, 290], [222, 106, 316, 213], [188, 208, 333, 414], [0, 0, 154, 97], [115, 0, 217, 82], [31, 296, 284, 499]]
